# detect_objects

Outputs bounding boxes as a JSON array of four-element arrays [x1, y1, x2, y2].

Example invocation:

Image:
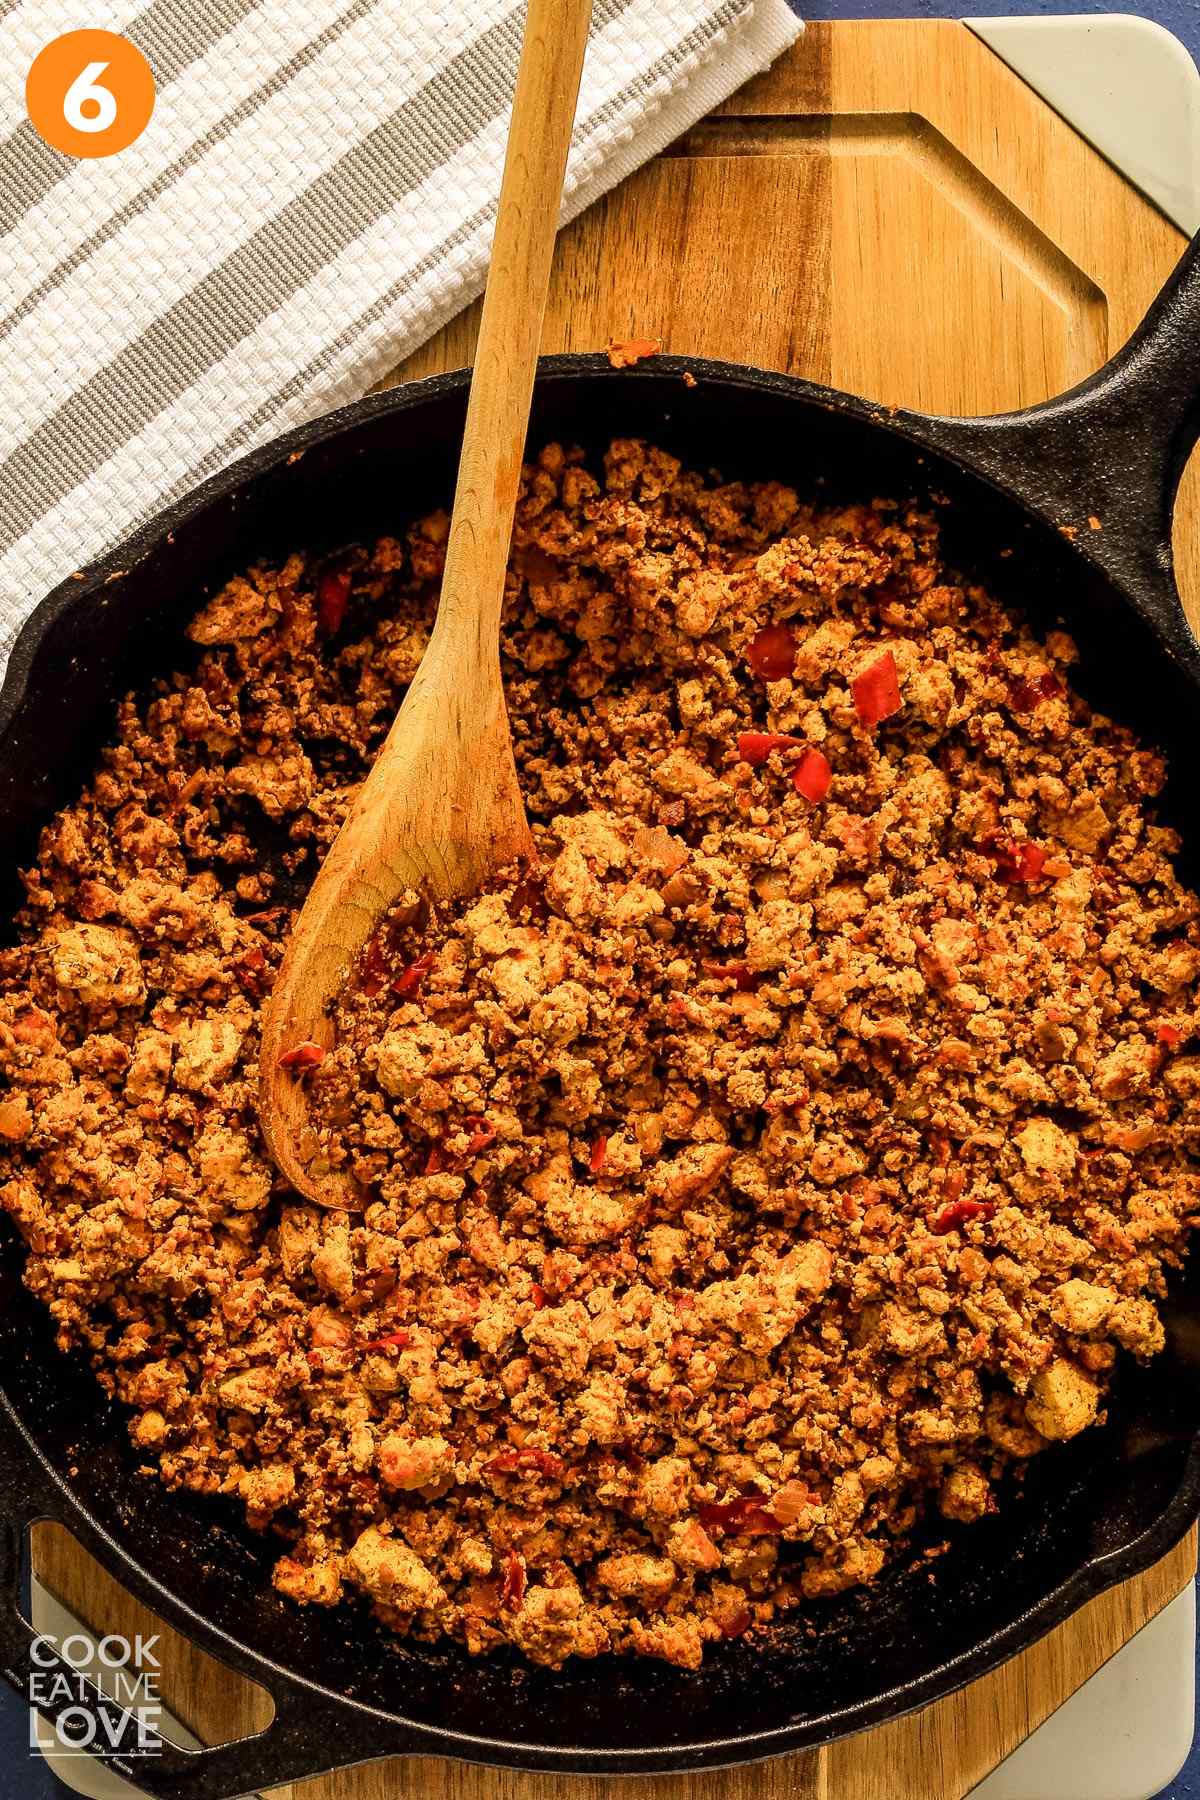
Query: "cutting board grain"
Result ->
[[28, 1521, 1200, 1800], [32, 20, 1199, 1800], [393, 20, 1199, 620]]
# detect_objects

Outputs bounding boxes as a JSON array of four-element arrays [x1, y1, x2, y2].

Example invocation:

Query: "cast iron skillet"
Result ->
[[0, 237, 1197, 1799]]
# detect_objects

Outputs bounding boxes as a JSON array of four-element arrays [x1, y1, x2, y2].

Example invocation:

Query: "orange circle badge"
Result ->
[[26, 29, 155, 159]]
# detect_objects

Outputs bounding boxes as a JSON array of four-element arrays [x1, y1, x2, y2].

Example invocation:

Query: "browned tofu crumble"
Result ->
[[3, 438, 1200, 1671]]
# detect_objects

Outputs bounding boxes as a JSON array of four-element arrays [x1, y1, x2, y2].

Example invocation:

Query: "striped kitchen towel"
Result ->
[[0, 0, 801, 666]]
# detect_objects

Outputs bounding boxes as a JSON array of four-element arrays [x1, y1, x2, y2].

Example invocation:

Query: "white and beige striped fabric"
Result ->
[[0, 0, 801, 670]]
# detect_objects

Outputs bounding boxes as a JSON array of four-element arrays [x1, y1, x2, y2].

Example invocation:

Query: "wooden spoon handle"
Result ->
[[431, 0, 593, 667], [257, 0, 591, 1207]]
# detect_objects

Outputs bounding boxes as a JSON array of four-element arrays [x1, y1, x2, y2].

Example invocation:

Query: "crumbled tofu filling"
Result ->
[[2, 439, 1199, 1670]]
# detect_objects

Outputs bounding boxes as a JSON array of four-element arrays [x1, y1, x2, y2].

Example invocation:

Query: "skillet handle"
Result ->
[[0, 1601, 362, 1800], [905, 231, 1200, 638], [0, 1414, 417, 1799]]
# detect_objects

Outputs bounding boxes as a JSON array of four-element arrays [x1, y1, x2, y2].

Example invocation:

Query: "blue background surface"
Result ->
[[798, 0, 1200, 64], [1, 3, 1198, 1797]]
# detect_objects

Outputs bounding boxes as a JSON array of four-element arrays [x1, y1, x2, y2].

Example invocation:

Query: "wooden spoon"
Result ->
[[258, 0, 592, 1207]]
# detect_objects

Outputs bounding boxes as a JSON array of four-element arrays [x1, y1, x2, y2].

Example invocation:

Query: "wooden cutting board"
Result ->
[[32, 20, 1199, 1800]]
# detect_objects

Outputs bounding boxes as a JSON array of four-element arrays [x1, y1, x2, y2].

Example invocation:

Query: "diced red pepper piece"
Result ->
[[463, 1116, 497, 1155], [501, 1551, 527, 1608], [792, 748, 832, 802], [245, 906, 289, 928], [987, 836, 1047, 884], [278, 1040, 325, 1071], [507, 873, 550, 923], [1009, 671, 1063, 712], [701, 959, 759, 993], [736, 730, 802, 766], [697, 1497, 782, 1536], [590, 1135, 609, 1175], [852, 650, 902, 728], [931, 1199, 996, 1235], [361, 1329, 412, 1354], [424, 1141, 449, 1175], [606, 337, 661, 368], [232, 945, 266, 995], [746, 625, 797, 682], [316, 569, 351, 635], [485, 1448, 565, 1479], [392, 950, 435, 998], [529, 1283, 548, 1310], [719, 1605, 753, 1640], [357, 935, 388, 998], [1158, 1024, 1183, 1047], [941, 1168, 966, 1203]]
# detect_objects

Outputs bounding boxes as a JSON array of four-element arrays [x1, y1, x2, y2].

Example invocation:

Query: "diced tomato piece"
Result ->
[[463, 1116, 497, 1155], [701, 959, 759, 993], [507, 873, 550, 922], [277, 1040, 325, 1071], [737, 730, 802, 766], [746, 624, 797, 682], [357, 934, 388, 997], [987, 836, 1047, 884], [852, 650, 902, 728], [424, 1141, 449, 1175], [501, 1551, 527, 1608], [529, 1283, 548, 1310], [245, 906, 288, 928], [1158, 1024, 1183, 1047], [485, 1448, 565, 1479], [590, 1135, 609, 1175], [361, 1329, 412, 1354], [392, 950, 435, 998], [1009, 671, 1063, 712], [232, 945, 266, 995], [931, 1199, 995, 1235], [606, 337, 661, 368], [316, 569, 351, 635], [792, 748, 831, 802], [697, 1497, 782, 1536]]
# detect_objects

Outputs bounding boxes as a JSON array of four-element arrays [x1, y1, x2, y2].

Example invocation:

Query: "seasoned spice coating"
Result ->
[[2, 440, 1199, 1670]]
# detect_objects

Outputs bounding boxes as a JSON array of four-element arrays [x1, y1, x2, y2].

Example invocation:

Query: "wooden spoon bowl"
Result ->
[[258, 0, 591, 1207]]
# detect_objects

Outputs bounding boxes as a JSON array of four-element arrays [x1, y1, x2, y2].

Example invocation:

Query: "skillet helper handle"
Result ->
[[907, 231, 1200, 624], [0, 1616, 388, 1800], [0, 1582, 412, 1800], [1051, 228, 1200, 530], [0, 1425, 416, 1798]]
